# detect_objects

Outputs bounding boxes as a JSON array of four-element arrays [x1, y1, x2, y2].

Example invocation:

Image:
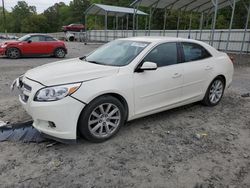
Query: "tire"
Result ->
[[6, 48, 21, 59], [78, 95, 126, 143], [54, 48, 66, 58], [69, 36, 74, 42], [202, 77, 225, 106]]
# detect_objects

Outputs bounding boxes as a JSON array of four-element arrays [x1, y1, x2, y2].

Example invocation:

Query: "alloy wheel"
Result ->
[[7, 48, 20, 59], [56, 49, 65, 58], [209, 80, 224, 104], [88, 103, 121, 138]]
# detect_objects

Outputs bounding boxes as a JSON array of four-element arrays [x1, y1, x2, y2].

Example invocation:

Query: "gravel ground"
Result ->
[[0, 42, 250, 188]]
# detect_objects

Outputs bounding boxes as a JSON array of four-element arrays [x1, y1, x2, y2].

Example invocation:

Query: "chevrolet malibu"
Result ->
[[13, 37, 234, 143]]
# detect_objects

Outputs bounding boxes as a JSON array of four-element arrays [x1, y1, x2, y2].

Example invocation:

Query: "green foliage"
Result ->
[[0, 0, 249, 33]]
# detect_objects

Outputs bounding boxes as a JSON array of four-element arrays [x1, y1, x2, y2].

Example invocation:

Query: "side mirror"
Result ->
[[27, 40, 32, 43], [137, 61, 157, 72]]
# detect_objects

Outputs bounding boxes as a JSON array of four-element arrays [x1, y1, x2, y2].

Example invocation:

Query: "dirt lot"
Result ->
[[0, 42, 250, 188]]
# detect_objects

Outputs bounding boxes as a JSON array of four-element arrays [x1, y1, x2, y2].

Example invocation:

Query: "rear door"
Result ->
[[133, 42, 184, 115], [180, 42, 214, 101]]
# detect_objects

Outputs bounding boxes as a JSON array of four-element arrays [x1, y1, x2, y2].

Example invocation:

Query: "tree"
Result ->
[[69, 0, 90, 24], [11, 1, 36, 32], [21, 14, 49, 33]]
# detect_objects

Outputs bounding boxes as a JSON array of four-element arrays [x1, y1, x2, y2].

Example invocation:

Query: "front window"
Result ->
[[143, 42, 178, 67], [84, 40, 149, 66], [17, 35, 31, 41]]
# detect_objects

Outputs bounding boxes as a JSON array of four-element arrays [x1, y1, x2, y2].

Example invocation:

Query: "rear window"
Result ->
[[45, 37, 56, 41], [182, 42, 212, 62]]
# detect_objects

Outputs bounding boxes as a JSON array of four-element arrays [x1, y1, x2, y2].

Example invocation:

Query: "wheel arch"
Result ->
[[6, 46, 22, 56], [76, 92, 129, 137], [215, 74, 226, 86], [53, 46, 66, 54]]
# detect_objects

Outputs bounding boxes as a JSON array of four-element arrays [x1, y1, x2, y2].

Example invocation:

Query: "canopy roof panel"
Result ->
[[131, 0, 241, 13], [85, 4, 148, 17]]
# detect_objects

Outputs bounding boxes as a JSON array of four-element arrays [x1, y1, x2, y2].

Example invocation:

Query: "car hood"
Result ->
[[24, 58, 120, 86]]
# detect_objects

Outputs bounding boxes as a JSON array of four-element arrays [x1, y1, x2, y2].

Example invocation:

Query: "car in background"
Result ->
[[62, 24, 85, 32], [0, 34, 67, 59], [13, 37, 234, 143]]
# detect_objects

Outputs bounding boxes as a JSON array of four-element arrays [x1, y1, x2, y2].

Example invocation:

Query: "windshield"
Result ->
[[85, 40, 149, 66], [18, 35, 31, 41]]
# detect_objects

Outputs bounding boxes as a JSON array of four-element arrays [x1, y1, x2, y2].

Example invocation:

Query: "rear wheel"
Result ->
[[6, 48, 21, 59], [78, 96, 125, 143], [54, 48, 66, 58], [202, 77, 225, 106]]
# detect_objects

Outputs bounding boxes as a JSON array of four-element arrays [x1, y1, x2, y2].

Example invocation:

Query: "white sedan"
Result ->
[[14, 37, 234, 143]]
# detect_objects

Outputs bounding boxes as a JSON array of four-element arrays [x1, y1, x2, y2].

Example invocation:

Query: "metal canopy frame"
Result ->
[[131, 0, 243, 53], [85, 3, 148, 41]]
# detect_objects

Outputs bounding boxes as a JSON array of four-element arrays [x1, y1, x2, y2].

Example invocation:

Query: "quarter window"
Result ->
[[182, 42, 211, 62], [45, 37, 56, 41], [143, 43, 178, 67]]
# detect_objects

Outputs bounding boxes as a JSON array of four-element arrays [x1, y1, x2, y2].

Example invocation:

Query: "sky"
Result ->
[[3, 0, 72, 13]]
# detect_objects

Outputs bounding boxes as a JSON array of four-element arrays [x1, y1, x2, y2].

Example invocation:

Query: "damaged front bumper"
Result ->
[[11, 76, 85, 142]]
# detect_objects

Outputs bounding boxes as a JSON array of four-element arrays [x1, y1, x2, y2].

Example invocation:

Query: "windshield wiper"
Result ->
[[87, 60, 102, 65], [80, 57, 105, 65], [79, 56, 86, 60]]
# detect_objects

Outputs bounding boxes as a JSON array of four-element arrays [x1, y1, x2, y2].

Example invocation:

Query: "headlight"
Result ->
[[34, 83, 81, 102], [1, 44, 7, 48]]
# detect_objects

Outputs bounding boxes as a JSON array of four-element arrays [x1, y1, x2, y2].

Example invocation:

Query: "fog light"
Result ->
[[48, 121, 56, 128]]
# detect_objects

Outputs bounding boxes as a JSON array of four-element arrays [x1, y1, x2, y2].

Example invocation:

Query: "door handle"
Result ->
[[205, 66, 213, 70], [172, 73, 182, 78]]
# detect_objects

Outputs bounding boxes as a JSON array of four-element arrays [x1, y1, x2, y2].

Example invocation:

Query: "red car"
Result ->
[[0, 34, 67, 59], [62, 24, 85, 32]]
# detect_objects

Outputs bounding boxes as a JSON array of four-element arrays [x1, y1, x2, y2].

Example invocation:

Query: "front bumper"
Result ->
[[18, 77, 85, 141], [0, 48, 6, 55]]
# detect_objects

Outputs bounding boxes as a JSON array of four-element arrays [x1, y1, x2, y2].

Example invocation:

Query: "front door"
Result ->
[[21, 35, 46, 55], [133, 42, 184, 115]]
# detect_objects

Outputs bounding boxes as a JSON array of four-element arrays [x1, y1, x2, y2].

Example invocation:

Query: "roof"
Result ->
[[119, 36, 190, 43], [85, 3, 148, 17], [131, 0, 241, 13]]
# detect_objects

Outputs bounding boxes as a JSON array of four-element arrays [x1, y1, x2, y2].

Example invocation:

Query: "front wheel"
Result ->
[[202, 77, 225, 106], [78, 96, 126, 143], [6, 48, 21, 59]]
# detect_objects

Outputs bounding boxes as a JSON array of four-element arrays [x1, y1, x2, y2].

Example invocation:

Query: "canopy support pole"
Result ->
[[240, 2, 250, 55], [148, 8, 152, 35], [226, 0, 236, 52], [122, 17, 124, 37], [199, 12, 204, 40], [136, 15, 139, 36], [105, 11, 108, 42], [177, 12, 181, 37], [126, 14, 129, 37], [145, 16, 148, 36], [148, 0, 160, 36], [85, 14, 88, 44], [188, 13, 193, 39], [133, 1, 141, 37], [210, 0, 218, 46], [116, 15, 118, 39], [163, 8, 167, 36]]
